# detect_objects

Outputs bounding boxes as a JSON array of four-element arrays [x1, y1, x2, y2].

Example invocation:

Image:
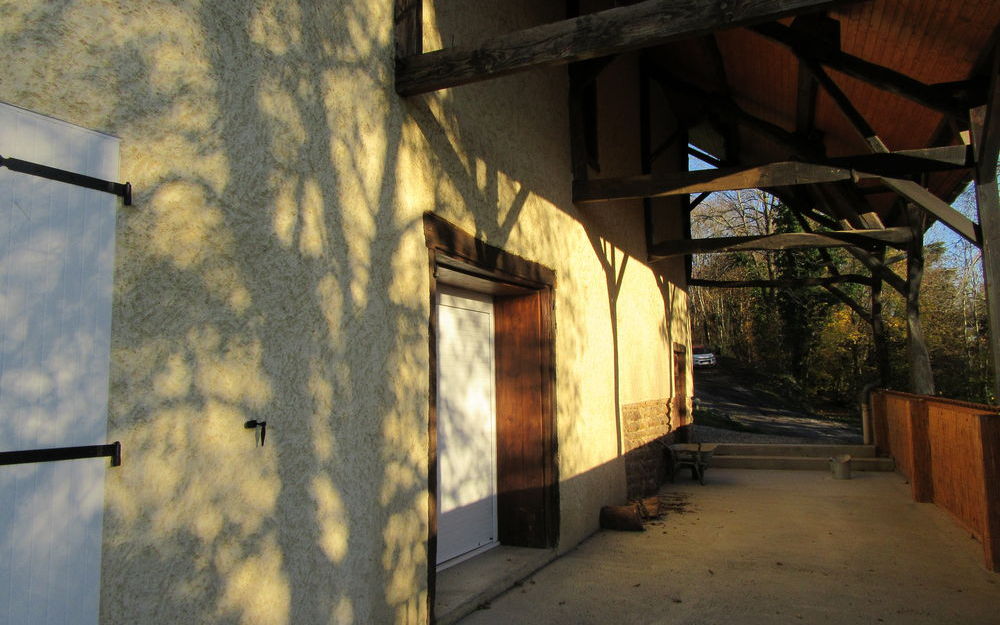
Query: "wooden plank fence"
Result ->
[[871, 390, 1000, 571]]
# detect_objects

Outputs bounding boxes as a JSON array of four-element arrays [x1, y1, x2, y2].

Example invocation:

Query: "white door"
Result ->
[[436, 286, 498, 567], [0, 103, 118, 625]]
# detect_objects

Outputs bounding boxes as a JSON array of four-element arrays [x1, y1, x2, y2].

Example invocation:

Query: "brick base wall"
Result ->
[[622, 398, 681, 499]]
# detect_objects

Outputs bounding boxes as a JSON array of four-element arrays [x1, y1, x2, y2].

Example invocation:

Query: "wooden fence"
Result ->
[[870, 390, 1000, 571]]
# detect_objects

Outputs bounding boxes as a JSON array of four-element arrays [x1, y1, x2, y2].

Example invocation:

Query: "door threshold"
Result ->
[[434, 546, 556, 625]]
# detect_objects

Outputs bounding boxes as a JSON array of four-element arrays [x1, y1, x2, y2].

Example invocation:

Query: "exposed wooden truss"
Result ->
[[574, 148, 972, 204], [649, 227, 912, 258], [395, 0, 855, 95], [797, 52, 983, 244]]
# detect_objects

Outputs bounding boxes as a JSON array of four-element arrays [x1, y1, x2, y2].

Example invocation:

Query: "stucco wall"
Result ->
[[0, 1, 688, 623]]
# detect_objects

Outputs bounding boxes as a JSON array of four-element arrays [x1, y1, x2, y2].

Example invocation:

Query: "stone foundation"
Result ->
[[622, 398, 681, 499]]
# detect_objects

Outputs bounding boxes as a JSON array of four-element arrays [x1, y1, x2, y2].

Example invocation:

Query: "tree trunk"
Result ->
[[906, 206, 935, 395], [870, 250, 891, 386]]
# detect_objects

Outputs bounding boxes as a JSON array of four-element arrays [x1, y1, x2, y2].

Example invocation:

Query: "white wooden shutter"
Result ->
[[0, 103, 118, 625]]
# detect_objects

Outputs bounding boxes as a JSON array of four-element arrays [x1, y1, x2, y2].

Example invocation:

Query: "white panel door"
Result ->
[[0, 103, 118, 625], [436, 286, 498, 567]]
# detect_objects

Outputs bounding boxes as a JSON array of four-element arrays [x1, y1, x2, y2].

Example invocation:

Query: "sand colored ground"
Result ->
[[457, 469, 1000, 625]]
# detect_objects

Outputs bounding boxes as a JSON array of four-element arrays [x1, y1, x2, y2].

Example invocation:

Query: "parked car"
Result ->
[[692, 346, 717, 367]]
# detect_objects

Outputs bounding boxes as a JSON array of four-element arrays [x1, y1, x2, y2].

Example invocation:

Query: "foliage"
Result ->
[[690, 187, 994, 406]]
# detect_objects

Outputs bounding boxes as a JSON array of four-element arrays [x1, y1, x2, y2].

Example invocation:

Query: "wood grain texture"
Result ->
[[396, 0, 852, 95], [928, 403, 989, 541], [751, 21, 970, 117], [883, 393, 915, 480], [495, 293, 549, 548]]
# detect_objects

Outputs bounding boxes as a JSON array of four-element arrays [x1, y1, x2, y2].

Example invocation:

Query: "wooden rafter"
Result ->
[[649, 227, 912, 258], [396, 0, 854, 95]]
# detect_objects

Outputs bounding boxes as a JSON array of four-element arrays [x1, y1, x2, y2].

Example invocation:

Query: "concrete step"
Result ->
[[711, 455, 895, 472], [711, 443, 878, 458]]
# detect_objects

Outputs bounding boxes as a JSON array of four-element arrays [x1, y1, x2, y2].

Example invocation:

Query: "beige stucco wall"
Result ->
[[0, 1, 688, 624]]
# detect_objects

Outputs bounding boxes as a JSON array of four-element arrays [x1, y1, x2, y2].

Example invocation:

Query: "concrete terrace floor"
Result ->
[[456, 469, 1000, 625]]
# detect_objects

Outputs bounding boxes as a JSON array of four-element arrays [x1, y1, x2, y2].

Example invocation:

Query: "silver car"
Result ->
[[693, 346, 717, 367]]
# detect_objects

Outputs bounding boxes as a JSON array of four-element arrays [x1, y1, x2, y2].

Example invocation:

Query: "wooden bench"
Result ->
[[666, 443, 717, 485]]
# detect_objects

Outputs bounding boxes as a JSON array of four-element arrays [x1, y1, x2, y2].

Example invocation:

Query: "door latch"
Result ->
[[244, 420, 267, 446]]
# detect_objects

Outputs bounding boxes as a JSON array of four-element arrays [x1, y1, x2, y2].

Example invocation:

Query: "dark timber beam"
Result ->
[[752, 22, 975, 118], [396, 0, 854, 95], [880, 178, 981, 245], [649, 227, 912, 258], [394, 0, 422, 58], [575, 149, 970, 204], [576, 162, 855, 203]]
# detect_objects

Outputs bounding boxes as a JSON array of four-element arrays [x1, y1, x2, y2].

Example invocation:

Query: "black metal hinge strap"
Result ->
[[0, 441, 122, 467], [0, 155, 132, 206]]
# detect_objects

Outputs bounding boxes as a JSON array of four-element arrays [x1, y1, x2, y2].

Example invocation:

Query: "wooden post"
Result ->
[[979, 414, 1000, 571], [909, 399, 934, 503], [906, 206, 935, 395], [394, 0, 422, 59], [969, 47, 1000, 399], [870, 390, 888, 455]]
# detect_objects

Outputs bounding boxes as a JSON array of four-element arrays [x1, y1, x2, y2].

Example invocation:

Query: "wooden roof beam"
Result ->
[[576, 161, 854, 203], [396, 0, 855, 95], [752, 22, 977, 118], [575, 148, 971, 204], [649, 227, 912, 258]]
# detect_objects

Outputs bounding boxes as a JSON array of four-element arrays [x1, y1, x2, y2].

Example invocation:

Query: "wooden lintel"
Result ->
[[649, 227, 912, 258], [752, 22, 969, 117], [396, 0, 852, 95], [688, 274, 873, 288]]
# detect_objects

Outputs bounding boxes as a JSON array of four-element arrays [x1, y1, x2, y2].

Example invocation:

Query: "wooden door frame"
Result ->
[[423, 213, 558, 621]]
